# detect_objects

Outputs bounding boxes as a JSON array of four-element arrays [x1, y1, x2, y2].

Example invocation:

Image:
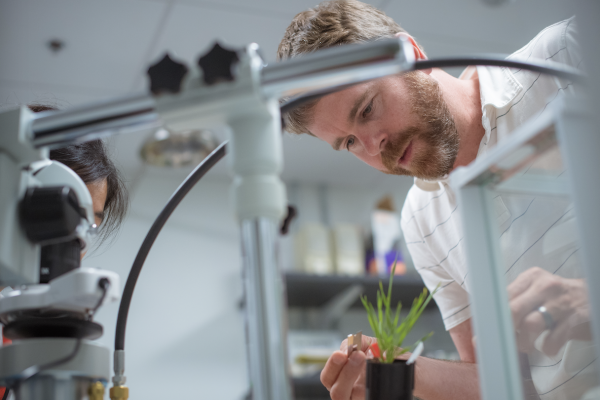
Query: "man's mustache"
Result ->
[[381, 126, 421, 171]]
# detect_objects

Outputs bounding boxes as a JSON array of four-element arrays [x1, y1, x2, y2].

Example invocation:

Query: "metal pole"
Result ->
[[241, 218, 292, 400], [261, 36, 413, 98], [227, 45, 290, 399], [453, 183, 525, 400], [30, 94, 157, 149], [28, 37, 413, 150]]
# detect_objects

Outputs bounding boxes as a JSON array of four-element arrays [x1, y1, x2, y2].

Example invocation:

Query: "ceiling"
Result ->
[[0, 0, 575, 189]]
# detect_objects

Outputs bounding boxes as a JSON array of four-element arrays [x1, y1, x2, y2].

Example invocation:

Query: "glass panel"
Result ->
[[484, 141, 599, 400]]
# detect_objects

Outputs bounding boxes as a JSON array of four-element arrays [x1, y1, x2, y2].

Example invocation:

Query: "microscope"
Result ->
[[0, 106, 120, 399]]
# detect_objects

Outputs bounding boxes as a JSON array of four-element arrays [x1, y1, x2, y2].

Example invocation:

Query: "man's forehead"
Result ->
[[319, 81, 371, 107], [309, 82, 372, 135]]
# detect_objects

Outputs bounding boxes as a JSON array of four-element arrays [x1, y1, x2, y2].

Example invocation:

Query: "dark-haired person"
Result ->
[[28, 104, 129, 248], [278, 2, 591, 400], [0, 105, 129, 399]]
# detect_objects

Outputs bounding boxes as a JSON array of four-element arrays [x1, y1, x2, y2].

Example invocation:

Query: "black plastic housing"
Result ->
[[20, 186, 84, 243], [366, 359, 415, 400], [39, 239, 81, 283], [3, 317, 102, 340]]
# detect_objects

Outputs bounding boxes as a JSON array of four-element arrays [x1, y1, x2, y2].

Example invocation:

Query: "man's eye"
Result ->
[[346, 136, 355, 150], [362, 102, 373, 118]]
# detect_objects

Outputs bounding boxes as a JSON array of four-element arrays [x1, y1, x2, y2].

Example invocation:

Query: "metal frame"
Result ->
[[449, 110, 557, 400], [451, 98, 600, 399], [27, 37, 412, 150], [451, 2, 600, 398], [454, 182, 524, 400], [556, 94, 600, 387]]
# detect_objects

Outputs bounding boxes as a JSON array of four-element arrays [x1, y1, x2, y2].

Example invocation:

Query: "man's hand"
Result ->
[[508, 267, 591, 356], [320, 334, 376, 400]]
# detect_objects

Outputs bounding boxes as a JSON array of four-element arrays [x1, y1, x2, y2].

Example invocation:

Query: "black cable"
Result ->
[[89, 278, 111, 320], [280, 55, 585, 114], [114, 141, 227, 351], [19, 337, 83, 381], [1, 388, 9, 400], [411, 56, 584, 83]]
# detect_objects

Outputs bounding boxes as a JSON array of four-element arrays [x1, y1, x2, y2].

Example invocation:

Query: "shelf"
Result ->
[[285, 272, 431, 309]]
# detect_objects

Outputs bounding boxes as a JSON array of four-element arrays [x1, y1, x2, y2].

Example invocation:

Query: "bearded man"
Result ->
[[278, 1, 591, 399]]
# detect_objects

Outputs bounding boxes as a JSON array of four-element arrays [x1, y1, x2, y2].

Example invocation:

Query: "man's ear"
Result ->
[[395, 32, 432, 75]]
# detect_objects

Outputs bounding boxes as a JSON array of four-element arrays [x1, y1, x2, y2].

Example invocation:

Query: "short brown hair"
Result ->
[[277, 0, 422, 135]]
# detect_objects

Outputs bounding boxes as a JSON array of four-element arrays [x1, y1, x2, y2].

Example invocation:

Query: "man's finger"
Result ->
[[351, 361, 368, 400], [330, 351, 366, 400], [341, 334, 375, 353], [511, 278, 559, 331], [361, 334, 376, 352], [515, 311, 545, 353], [507, 267, 543, 300], [340, 338, 349, 352], [321, 351, 347, 391], [542, 321, 570, 357]]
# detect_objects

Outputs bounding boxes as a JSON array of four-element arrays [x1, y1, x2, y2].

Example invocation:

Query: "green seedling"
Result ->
[[361, 263, 439, 363]]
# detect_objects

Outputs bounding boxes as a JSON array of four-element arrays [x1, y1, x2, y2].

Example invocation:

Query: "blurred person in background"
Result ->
[[278, 1, 590, 399]]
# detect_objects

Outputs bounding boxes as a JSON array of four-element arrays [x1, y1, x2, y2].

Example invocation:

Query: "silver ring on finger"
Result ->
[[538, 306, 555, 330]]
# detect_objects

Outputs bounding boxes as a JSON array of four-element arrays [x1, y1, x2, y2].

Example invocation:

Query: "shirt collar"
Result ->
[[413, 65, 522, 192], [470, 64, 522, 110]]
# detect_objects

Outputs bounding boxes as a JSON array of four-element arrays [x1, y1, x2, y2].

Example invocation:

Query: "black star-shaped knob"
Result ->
[[147, 53, 189, 95], [197, 42, 240, 85]]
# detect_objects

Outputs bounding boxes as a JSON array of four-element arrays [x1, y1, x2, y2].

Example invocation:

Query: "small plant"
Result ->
[[361, 263, 439, 363]]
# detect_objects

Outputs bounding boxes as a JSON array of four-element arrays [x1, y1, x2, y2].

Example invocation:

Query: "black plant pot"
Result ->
[[366, 359, 415, 400]]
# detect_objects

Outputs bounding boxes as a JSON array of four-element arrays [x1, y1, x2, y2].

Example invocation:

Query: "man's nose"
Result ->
[[360, 129, 387, 156]]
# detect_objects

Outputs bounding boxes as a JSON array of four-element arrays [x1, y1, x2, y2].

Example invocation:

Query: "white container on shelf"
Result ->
[[294, 222, 334, 275], [332, 224, 364, 275]]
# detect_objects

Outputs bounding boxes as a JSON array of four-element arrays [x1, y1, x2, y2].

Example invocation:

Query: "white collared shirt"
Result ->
[[401, 18, 595, 399]]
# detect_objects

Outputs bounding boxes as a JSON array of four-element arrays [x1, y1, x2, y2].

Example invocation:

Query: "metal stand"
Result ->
[[228, 58, 291, 397], [241, 219, 291, 400]]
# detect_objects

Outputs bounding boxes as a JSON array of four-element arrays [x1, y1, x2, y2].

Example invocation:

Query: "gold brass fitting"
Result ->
[[88, 382, 105, 400], [110, 385, 129, 400]]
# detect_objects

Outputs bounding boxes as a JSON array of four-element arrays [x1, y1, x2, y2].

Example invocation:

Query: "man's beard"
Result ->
[[381, 72, 460, 180]]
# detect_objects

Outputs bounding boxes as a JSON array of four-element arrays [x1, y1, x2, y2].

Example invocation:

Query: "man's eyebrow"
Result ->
[[94, 211, 105, 223], [332, 137, 345, 151], [347, 87, 373, 125]]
